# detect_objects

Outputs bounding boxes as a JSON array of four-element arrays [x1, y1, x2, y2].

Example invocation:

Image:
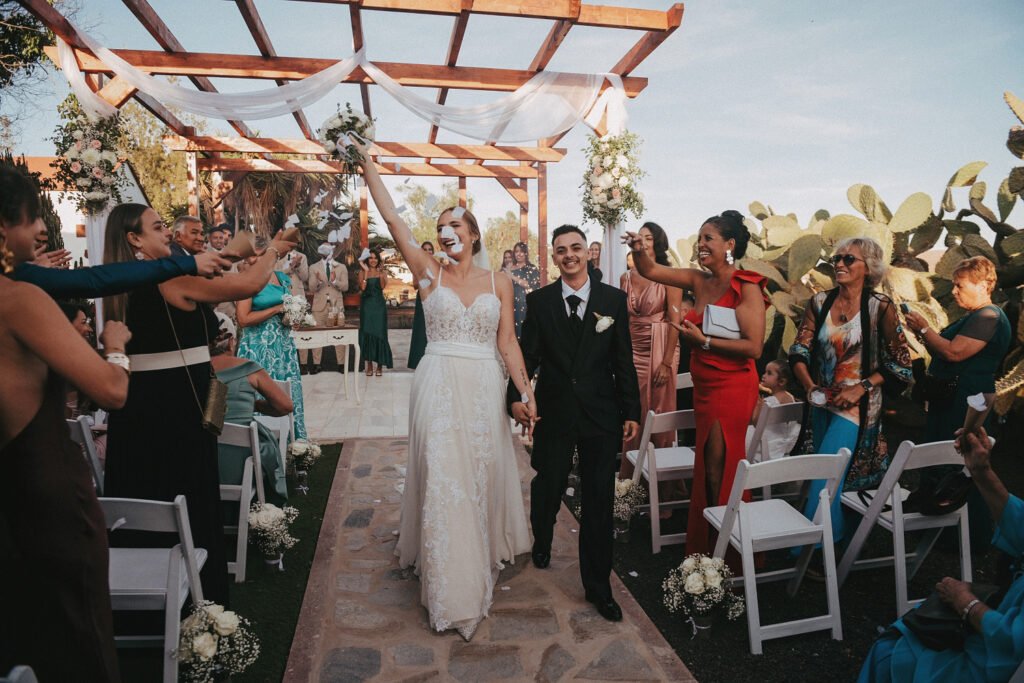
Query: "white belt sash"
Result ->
[[424, 341, 496, 361], [129, 346, 211, 372]]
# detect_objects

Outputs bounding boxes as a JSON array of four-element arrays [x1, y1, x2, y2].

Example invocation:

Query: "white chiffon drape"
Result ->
[[396, 274, 531, 636]]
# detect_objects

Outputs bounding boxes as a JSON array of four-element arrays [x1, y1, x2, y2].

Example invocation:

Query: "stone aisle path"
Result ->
[[283, 437, 695, 682]]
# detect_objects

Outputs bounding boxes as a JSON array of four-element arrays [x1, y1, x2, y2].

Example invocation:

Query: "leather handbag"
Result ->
[[902, 583, 999, 650], [905, 469, 974, 516], [164, 300, 228, 436], [702, 304, 741, 340]]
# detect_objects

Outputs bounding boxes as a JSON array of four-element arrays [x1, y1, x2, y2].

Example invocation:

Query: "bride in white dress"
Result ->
[[355, 143, 535, 640]]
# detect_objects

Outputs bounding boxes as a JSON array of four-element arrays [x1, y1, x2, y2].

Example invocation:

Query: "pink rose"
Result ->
[[70, 162, 82, 173], [75, 141, 83, 151], [92, 167, 105, 178], [611, 188, 621, 199], [90, 140, 102, 149], [594, 165, 604, 175]]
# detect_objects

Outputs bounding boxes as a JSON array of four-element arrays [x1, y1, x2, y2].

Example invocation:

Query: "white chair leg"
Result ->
[[893, 522, 910, 616], [648, 449, 663, 554], [164, 554, 183, 683], [959, 510, 973, 582], [818, 492, 843, 641], [738, 508, 762, 655]]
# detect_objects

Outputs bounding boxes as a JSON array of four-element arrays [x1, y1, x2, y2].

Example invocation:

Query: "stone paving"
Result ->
[[283, 436, 695, 682]]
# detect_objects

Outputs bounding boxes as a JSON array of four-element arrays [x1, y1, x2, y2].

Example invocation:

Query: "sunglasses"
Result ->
[[830, 254, 864, 267]]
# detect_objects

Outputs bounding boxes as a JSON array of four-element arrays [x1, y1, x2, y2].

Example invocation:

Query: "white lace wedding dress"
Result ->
[[396, 270, 532, 639]]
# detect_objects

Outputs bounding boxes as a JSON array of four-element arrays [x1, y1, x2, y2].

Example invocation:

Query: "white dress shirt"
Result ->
[[560, 278, 592, 318]]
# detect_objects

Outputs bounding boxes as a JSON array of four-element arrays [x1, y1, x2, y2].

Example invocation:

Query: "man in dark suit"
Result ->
[[507, 224, 640, 622]]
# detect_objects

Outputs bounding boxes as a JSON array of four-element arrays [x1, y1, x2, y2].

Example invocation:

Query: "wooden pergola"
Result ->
[[23, 0, 684, 280]]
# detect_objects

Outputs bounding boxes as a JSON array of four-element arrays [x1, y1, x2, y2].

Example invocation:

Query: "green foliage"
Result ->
[[394, 180, 472, 248], [0, 151, 63, 251], [482, 210, 539, 271], [116, 102, 193, 221], [0, 1, 58, 88]]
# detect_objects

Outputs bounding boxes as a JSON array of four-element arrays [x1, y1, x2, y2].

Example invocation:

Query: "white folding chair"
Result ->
[[1010, 657, 1024, 683], [626, 408, 696, 553], [837, 439, 975, 616], [745, 401, 805, 500], [704, 450, 852, 654], [218, 422, 266, 582], [1, 667, 38, 683], [100, 495, 206, 683], [255, 379, 294, 474], [67, 416, 104, 495], [675, 372, 693, 389]]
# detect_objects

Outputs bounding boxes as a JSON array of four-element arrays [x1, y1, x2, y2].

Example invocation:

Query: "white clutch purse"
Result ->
[[702, 304, 741, 340]]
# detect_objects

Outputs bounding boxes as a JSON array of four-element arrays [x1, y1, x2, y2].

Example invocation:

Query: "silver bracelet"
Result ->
[[105, 352, 131, 374], [962, 598, 981, 622]]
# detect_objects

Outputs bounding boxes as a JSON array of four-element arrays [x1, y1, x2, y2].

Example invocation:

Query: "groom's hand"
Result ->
[[511, 402, 539, 437], [622, 420, 639, 443]]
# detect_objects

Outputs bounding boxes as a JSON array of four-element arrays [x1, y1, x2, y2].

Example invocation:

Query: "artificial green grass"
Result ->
[[117, 442, 342, 681]]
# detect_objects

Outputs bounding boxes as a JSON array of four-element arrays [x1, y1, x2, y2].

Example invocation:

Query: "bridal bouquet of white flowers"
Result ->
[[318, 103, 376, 186], [663, 554, 744, 620], [248, 502, 299, 557], [613, 477, 646, 522], [288, 439, 322, 471], [281, 293, 310, 328], [177, 601, 259, 681]]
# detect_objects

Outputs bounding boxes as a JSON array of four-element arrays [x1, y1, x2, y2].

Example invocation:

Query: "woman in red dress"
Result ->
[[626, 210, 768, 556]]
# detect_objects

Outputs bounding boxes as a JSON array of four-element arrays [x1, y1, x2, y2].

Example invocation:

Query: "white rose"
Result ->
[[590, 172, 601, 185], [681, 557, 699, 573], [599, 173, 614, 189], [76, 177, 92, 187], [323, 140, 336, 153], [85, 191, 108, 201], [599, 142, 610, 152], [192, 632, 218, 661], [65, 147, 78, 160], [603, 155, 613, 167], [611, 167, 621, 178], [594, 315, 614, 333], [699, 556, 717, 570], [704, 569, 723, 589], [80, 148, 101, 165], [205, 604, 225, 616], [607, 198, 621, 208], [616, 153, 629, 168], [684, 572, 706, 595], [363, 123, 375, 140], [213, 610, 239, 636], [101, 175, 115, 185], [328, 115, 342, 128], [617, 176, 629, 188], [102, 150, 117, 164], [614, 478, 631, 496], [72, 130, 84, 140], [593, 194, 606, 205]]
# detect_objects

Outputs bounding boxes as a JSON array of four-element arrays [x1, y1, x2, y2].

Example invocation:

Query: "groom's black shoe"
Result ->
[[585, 592, 623, 622], [531, 546, 550, 569]]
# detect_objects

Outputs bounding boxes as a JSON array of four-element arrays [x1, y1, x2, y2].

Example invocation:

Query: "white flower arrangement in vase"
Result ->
[[613, 477, 647, 522], [176, 601, 259, 681], [580, 132, 645, 228], [663, 553, 745, 626], [248, 502, 299, 567], [51, 98, 128, 215], [288, 439, 322, 471], [317, 103, 376, 188], [281, 293, 311, 328]]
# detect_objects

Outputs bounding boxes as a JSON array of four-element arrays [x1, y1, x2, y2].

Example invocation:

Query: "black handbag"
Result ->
[[902, 583, 999, 651], [904, 470, 974, 516]]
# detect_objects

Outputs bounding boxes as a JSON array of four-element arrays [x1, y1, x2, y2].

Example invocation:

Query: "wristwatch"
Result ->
[[859, 378, 872, 392], [918, 325, 930, 336]]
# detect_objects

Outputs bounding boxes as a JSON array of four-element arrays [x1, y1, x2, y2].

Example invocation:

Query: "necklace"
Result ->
[[836, 298, 853, 323]]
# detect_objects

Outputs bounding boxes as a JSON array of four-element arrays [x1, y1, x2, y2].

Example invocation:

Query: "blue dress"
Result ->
[[237, 272, 307, 439], [859, 494, 1024, 682]]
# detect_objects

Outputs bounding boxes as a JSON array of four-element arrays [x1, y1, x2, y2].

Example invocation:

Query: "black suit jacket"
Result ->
[[507, 276, 640, 438]]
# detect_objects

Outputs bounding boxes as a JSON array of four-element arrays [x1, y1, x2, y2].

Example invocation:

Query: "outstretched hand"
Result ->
[[32, 245, 72, 269], [621, 231, 644, 252]]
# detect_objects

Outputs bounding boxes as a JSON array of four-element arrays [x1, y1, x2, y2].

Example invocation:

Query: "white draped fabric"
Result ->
[[600, 222, 627, 286], [85, 207, 111, 334], [56, 22, 628, 141]]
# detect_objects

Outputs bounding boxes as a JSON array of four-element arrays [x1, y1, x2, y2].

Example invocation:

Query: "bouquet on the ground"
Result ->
[[288, 439, 322, 471], [281, 293, 313, 328], [613, 477, 647, 522], [317, 103, 376, 185], [177, 601, 259, 681], [580, 131, 645, 228], [663, 553, 745, 620], [248, 502, 299, 557], [51, 101, 128, 215]]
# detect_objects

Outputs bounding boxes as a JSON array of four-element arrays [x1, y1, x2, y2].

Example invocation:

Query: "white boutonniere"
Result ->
[[593, 313, 614, 333]]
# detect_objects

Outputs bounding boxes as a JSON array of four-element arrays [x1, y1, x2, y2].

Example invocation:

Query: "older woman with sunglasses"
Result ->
[[789, 237, 912, 545]]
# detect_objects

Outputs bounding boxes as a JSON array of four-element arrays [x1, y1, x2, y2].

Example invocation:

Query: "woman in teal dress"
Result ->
[[358, 249, 393, 376], [408, 242, 435, 370], [858, 427, 1024, 683], [236, 268, 307, 439], [905, 255, 1012, 547], [211, 323, 293, 504]]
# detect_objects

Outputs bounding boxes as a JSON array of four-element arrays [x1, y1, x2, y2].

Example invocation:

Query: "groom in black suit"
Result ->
[[508, 224, 640, 622]]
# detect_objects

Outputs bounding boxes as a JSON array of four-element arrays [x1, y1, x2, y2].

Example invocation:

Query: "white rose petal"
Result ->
[[699, 556, 716, 570], [681, 557, 698, 573], [616, 154, 629, 168], [595, 316, 614, 333], [611, 167, 621, 179], [192, 632, 218, 661], [617, 176, 629, 187], [213, 610, 240, 636], [603, 155, 613, 167], [80, 149, 101, 165], [684, 572, 706, 595]]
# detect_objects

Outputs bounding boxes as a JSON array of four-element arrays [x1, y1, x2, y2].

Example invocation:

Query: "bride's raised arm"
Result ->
[[353, 141, 437, 284]]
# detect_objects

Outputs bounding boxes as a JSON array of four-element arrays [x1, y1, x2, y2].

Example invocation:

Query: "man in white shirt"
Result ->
[[304, 243, 349, 373]]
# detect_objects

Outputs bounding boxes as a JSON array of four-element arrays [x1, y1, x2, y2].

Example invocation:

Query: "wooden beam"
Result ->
[[96, 76, 137, 107], [458, 176, 467, 208], [528, 18, 573, 72], [163, 136, 567, 161], [348, 3, 373, 120], [186, 152, 199, 217], [234, 0, 315, 138], [538, 161, 548, 282], [44, 46, 650, 96], [610, 3, 684, 77], [359, 179, 369, 246], [121, 0, 254, 137], [518, 178, 528, 242], [427, 5, 471, 149], [196, 157, 540, 178], [286, 1, 675, 31], [494, 177, 528, 210], [135, 92, 194, 137]]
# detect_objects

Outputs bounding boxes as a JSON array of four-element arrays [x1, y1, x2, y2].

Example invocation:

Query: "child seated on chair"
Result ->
[[748, 359, 800, 460]]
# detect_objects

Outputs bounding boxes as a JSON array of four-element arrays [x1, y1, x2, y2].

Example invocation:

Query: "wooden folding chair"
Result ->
[[626, 408, 696, 553], [704, 450, 852, 654], [101, 495, 206, 683], [66, 416, 104, 495], [837, 439, 975, 616], [218, 422, 266, 582]]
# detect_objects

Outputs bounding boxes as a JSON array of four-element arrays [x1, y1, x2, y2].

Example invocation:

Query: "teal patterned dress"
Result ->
[[237, 272, 307, 439], [359, 276, 393, 368]]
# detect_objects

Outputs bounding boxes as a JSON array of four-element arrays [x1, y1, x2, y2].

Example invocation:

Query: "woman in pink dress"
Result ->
[[618, 223, 682, 510]]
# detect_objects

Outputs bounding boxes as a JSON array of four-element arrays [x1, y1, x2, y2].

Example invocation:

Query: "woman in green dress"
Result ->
[[358, 248, 393, 376], [211, 318, 293, 504], [408, 241, 435, 370], [904, 255, 1011, 546]]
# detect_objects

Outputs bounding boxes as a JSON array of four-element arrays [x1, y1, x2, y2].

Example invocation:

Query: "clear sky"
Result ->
[[10, 0, 1024, 251]]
